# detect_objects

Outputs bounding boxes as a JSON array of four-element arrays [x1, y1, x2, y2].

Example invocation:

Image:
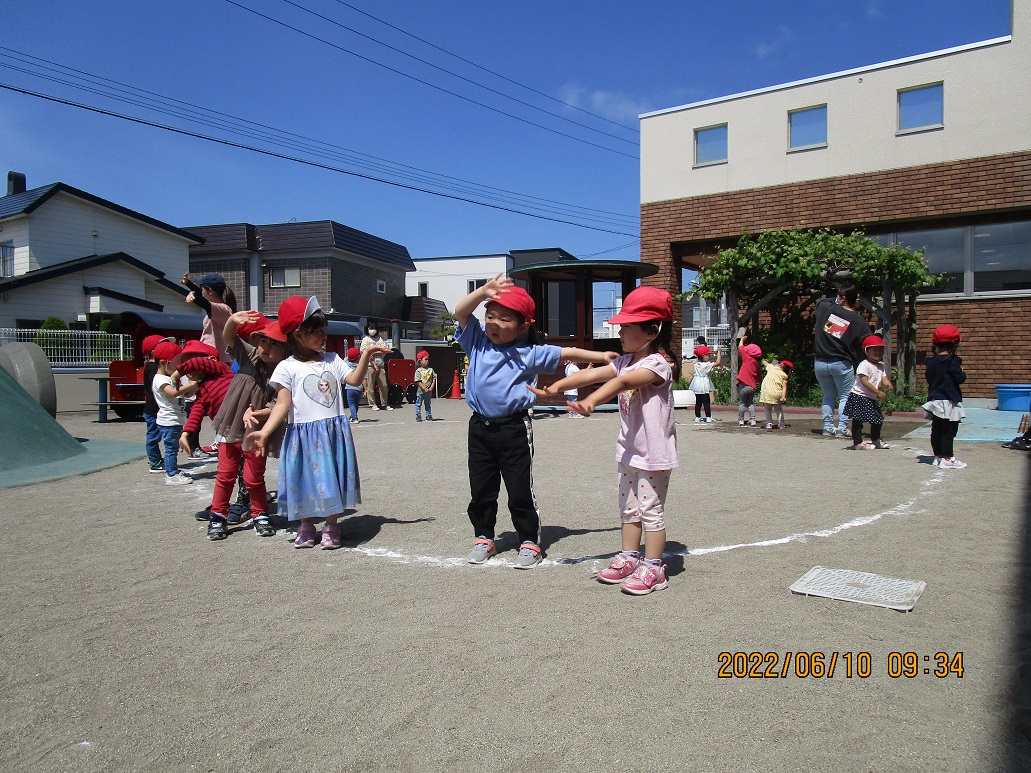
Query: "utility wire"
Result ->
[[276, 0, 636, 146], [0, 82, 639, 237], [223, 0, 638, 160], [329, 0, 639, 134], [0, 48, 638, 227]]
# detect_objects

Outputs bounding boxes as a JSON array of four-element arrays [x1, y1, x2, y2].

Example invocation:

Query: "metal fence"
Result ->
[[681, 326, 733, 355], [0, 328, 134, 367]]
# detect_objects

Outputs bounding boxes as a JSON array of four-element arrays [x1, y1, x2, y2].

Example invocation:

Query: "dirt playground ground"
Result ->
[[2, 401, 1031, 772]]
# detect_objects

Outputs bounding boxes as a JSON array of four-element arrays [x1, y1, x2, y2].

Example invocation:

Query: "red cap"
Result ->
[[486, 286, 535, 325], [141, 334, 169, 356], [237, 312, 272, 340], [609, 286, 675, 324], [779, 359, 794, 370], [346, 347, 360, 360], [931, 324, 962, 344], [260, 321, 287, 343], [153, 341, 182, 363], [174, 340, 218, 370], [416, 350, 430, 360], [863, 335, 886, 349], [743, 343, 762, 359], [277, 296, 321, 335], [693, 345, 712, 357]]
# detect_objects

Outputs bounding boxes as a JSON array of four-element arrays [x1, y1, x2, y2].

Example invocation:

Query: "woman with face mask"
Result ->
[[360, 322, 392, 411]]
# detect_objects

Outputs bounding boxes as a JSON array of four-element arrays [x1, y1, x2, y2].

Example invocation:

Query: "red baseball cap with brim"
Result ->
[[779, 359, 794, 370], [277, 296, 321, 335], [173, 339, 218, 370], [141, 334, 173, 356], [486, 286, 535, 325], [346, 347, 360, 360], [693, 344, 712, 357], [237, 313, 271, 340], [609, 286, 675, 324], [863, 335, 886, 349], [153, 341, 182, 363], [416, 350, 430, 360], [931, 324, 962, 344], [260, 321, 287, 343]]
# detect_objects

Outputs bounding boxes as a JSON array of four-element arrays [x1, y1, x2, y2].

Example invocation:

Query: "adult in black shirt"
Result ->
[[813, 282, 872, 437]]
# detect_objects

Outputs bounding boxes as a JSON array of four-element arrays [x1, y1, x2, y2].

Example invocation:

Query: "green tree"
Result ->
[[694, 228, 933, 398], [33, 315, 69, 362]]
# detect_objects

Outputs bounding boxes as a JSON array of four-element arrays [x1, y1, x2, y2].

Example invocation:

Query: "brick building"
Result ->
[[640, 2, 1030, 397]]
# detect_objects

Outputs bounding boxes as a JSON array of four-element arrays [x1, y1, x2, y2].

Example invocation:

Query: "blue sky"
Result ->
[[0, 0, 1012, 274]]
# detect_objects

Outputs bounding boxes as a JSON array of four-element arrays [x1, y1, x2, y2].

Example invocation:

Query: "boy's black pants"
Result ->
[[467, 412, 540, 546]]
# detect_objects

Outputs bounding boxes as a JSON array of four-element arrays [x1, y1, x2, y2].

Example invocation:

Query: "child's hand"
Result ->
[[246, 430, 268, 458], [243, 403, 260, 429], [568, 396, 596, 416], [230, 309, 259, 326], [527, 383, 556, 398], [481, 273, 515, 300], [178, 435, 191, 454], [876, 389, 887, 401], [366, 345, 392, 357], [600, 351, 618, 364]]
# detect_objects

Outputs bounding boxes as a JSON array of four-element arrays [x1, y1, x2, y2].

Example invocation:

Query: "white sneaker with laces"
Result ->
[[939, 457, 968, 469], [386, 405, 394, 411], [370, 405, 380, 411]]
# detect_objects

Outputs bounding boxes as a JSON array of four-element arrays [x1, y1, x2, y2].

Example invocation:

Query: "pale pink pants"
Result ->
[[617, 463, 671, 532]]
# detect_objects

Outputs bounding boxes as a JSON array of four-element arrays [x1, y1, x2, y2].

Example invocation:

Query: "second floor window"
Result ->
[[788, 105, 827, 150], [0, 241, 13, 277], [898, 83, 943, 133], [694, 124, 728, 167]]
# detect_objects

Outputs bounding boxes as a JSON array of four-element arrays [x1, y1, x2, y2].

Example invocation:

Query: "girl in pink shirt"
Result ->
[[532, 286, 679, 595], [737, 334, 762, 427]]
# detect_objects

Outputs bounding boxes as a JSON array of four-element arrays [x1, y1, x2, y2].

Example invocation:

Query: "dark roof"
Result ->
[[403, 296, 450, 324], [509, 259, 658, 282], [0, 183, 205, 244], [186, 220, 414, 270], [0, 252, 188, 297], [184, 223, 259, 254]]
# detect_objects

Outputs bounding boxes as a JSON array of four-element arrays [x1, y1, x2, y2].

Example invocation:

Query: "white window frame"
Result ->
[[0, 241, 13, 277], [467, 279, 487, 293], [897, 83, 944, 136], [693, 123, 728, 168], [787, 104, 828, 152], [269, 267, 301, 288]]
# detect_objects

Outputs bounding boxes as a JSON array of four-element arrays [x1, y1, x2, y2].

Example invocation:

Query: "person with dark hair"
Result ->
[[181, 272, 238, 366], [455, 274, 615, 569], [360, 322, 392, 411], [532, 286, 680, 595], [813, 281, 872, 438], [248, 296, 390, 549], [922, 324, 968, 468]]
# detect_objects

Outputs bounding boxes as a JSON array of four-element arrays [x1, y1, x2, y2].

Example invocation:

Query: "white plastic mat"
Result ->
[[790, 566, 927, 611]]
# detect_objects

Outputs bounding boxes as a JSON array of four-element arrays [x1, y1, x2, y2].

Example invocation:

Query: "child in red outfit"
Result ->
[[737, 334, 762, 427]]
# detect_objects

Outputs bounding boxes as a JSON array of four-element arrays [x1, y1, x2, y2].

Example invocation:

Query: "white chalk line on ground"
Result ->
[[166, 449, 949, 569]]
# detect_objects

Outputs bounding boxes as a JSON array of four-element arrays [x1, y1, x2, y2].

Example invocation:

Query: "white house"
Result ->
[[0, 172, 202, 329], [405, 254, 511, 320]]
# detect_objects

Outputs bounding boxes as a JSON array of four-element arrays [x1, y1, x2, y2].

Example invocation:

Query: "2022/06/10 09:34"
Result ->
[[716, 651, 964, 679]]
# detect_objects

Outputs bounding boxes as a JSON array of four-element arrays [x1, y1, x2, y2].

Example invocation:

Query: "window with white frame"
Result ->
[[871, 219, 1031, 295], [269, 267, 300, 287], [376, 279, 387, 294], [694, 124, 728, 167], [898, 83, 943, 134], [467, 279, 487, 293], [0, 241, 13, 277], [788, 105, 827, 151]]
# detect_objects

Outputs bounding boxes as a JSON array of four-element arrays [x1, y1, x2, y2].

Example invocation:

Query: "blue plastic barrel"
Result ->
[[995, 384, 1031, 411]]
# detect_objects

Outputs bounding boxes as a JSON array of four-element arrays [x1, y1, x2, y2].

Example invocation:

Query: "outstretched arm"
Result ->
[[248, 386, 292, 457], [345, 346, 392, 386], [529, 363, 615, 397], [568, 366, 664, 416], [560, 348, 617, 366]]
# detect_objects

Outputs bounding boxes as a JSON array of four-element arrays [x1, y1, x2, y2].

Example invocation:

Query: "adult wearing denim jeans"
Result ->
[[813, 282, 871, 437]]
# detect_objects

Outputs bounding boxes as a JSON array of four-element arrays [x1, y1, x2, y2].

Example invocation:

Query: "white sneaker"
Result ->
[[165, 471, 194, 485], [693, 417, 702, 423], [939, 458, 967, 469], [370, 405, 380, 411], [386, 405, 394, 411], [932, 456, 941, 466]]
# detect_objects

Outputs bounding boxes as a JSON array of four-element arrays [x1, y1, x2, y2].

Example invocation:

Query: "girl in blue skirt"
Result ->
[[249, 296, 390, 549]]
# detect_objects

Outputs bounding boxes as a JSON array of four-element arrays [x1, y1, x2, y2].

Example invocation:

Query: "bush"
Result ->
[[33, 315, 69, 361]]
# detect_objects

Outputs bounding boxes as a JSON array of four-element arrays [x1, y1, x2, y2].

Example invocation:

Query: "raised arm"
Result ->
[[345, 345, 392, 387], [224, 310, 259, 349], [454, 273, 514, 328]]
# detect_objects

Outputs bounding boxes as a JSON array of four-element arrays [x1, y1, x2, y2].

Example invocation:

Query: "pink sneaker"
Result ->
[[320, 522, 341, 550], [293, 521, 316, 549], [597, 553, 640, 584], [620, 562, 668, 595]]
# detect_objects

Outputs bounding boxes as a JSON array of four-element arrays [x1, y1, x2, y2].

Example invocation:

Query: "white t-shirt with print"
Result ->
[[270, 354, 354, 424], [851, 359, 886, 399], [152, 373, 187, 427]]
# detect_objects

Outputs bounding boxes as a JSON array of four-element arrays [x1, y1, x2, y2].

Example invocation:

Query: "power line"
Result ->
[[275, 0, 636, 146], [0, 47, 638, 227], [0, 82, 639, 237], [329, 0, 639, 134], [223, 0, 638, 160]]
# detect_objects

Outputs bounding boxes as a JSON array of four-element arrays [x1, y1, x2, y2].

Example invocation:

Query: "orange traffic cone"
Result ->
[[450, 369, 463, 399]]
